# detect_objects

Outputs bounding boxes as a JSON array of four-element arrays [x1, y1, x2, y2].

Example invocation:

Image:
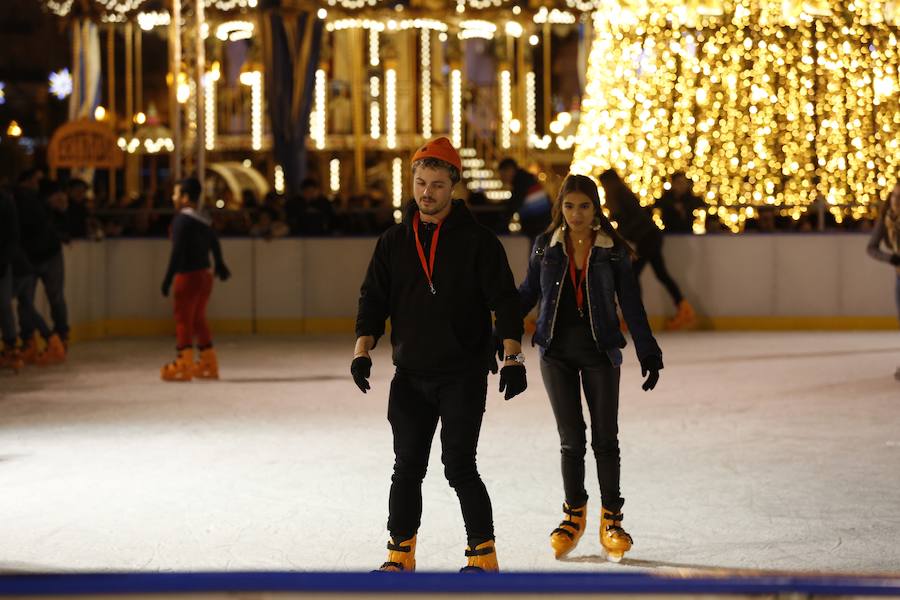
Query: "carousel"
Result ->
[[37, 0, 900, 230]]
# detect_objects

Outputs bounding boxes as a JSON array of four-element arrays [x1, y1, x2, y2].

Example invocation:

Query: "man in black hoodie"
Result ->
[[352, 137, 527, 572]]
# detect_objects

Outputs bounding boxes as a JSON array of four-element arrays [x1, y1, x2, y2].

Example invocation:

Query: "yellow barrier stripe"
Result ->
[[66, 316, 896, 344]]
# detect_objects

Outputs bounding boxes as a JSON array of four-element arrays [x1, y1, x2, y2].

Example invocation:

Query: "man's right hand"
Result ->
[[351, 355, 372, 393]]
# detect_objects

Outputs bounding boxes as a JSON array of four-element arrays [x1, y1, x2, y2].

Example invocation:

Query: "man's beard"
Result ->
[[418, 197, 448, 215]]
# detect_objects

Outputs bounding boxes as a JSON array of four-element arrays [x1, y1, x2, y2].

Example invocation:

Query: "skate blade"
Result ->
[[602, 547, 627, 563]]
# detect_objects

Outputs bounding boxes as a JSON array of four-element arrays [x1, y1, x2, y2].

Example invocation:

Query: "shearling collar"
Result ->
[[181, 206, 212, 226], [548, 226, 614, 253]]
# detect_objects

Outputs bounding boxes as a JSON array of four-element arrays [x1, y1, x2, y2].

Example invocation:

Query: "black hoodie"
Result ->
[[0, 191, 19, 271], [356, 199, 523, 376], [15, 186, 62, 263]]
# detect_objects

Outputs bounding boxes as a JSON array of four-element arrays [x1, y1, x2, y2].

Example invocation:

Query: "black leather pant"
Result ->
[[386, 368, 493, 547], [540, 346, 624, 512]]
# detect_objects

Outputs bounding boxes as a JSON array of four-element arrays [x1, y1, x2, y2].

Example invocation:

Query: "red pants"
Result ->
[[173, 270, 213, 349]]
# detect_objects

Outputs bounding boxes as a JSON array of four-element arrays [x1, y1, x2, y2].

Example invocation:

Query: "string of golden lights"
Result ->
[[571, 1, 899, 231]]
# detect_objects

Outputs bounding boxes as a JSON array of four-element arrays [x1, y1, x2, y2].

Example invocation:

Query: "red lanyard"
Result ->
[[567, 235, 592, 316], [413, 212, 443, 295]]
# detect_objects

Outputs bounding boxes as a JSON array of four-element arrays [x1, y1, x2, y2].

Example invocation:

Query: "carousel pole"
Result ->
[[107, 24, 117, 207], [125, 20, 138, 200], [516, 26, 526, 160], [136, 26, 143, 115], [169, 0, 183, 183], [350, 27, 366, 195], [134, 22, 145, 198], [542, 20, 551, 134], [195, 0, 206, 199], [125, 21, 133, 129]]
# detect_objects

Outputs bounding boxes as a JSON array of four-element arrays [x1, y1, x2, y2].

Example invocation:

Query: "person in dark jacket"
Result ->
[[866, 180, 900, 381], [352, 137, 526, 573], [598, 169, 695, 330], [518, 174, 663, 563], [655, 171, 704, 233], [0, 190, 24, 372], [15, 171, 69, 364], [498, 157, 552, 243], [160, 177, 230, 382], [64, 179, 93, 240]]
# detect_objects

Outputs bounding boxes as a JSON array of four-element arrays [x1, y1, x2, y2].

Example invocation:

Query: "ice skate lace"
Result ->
[[551, 504, 584, 539]]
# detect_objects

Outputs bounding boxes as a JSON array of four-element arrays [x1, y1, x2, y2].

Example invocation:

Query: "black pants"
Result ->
[[31, 252, 69, 340], [540, 349, 624, 512], [0, 265, 14, 347], [387, 369, 493, 547], [15, 274, 51, 342], [634, 229, 683, 307]]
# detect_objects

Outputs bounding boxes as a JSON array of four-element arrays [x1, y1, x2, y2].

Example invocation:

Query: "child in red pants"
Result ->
[[160, 177, 230, 381]]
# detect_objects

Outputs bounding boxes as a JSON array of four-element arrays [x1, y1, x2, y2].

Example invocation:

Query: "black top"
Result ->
[[15, 186, 62, 263], [65, 202, 91, 240], [656, 190, 703, 234], [356, 200, 523, 375], [162, 210, 225, 289], [547, 267, 606, 363], [0, 191, 19, 270], [606, 185, 656, 243]]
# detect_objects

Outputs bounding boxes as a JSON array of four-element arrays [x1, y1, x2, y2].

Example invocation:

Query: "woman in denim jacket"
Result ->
[[518, 174, 663, 562]]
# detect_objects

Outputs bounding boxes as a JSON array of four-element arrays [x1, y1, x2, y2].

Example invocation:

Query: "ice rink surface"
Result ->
[[1, 331, 899, 575]]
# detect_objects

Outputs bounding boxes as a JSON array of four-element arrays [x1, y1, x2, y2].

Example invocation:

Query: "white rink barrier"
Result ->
[[39, 233, 898, 341]]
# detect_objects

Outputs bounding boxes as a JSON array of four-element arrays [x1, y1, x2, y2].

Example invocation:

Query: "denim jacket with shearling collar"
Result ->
[[518, 226, 662, 367]]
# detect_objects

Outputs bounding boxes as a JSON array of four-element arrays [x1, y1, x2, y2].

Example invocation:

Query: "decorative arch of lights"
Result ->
[[41, 0, 259, 21]]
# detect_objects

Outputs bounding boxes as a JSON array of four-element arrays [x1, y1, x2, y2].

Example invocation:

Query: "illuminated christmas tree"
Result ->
[[571, 0, 899, 231]]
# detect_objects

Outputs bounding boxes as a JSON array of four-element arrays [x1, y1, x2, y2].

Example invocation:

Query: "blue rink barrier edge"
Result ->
[[2, 571, 900, 596]]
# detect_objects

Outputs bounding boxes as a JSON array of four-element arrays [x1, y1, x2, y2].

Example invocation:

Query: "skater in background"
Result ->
[[0, 190, 24, 373], [866, 179, 900, 381], [518, 174, 663, 562], [13, 244, 53, 365], [655, 171, 704, 233], [15, 171, 70, 364], [352, 137, 526, 572], [497, 157, 552, 244], [598, 169, 696, 330], [160, 177, 230, 382]]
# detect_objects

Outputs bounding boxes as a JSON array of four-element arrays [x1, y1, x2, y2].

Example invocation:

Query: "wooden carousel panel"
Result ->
[[47, 119, 124, 171]]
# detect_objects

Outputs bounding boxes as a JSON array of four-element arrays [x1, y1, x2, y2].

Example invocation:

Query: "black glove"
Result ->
[[351, 355, 372, 393], [890, 254, 900, 266], [216, 263, 232, 281], [161, 280, 171, 297], [489, 333, 504, 374], [639, 355, 663, 391], [499, 364, 527, 400]]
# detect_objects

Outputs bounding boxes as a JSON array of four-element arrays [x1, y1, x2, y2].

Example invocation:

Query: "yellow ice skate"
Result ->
[[160, 348, 194, 382], [194, 347, 219, 379], [460, 539, 499, 572], [374, 535, 417, 572], [599, 507, 633, 563], [550, 502, 587, 559], [1, 349, 25, 373], [35, 333, 66, 366], [665, 300, 697, 330]]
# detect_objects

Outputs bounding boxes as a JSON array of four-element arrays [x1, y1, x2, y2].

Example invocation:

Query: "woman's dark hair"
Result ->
[[546, 173, 634, 255]]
